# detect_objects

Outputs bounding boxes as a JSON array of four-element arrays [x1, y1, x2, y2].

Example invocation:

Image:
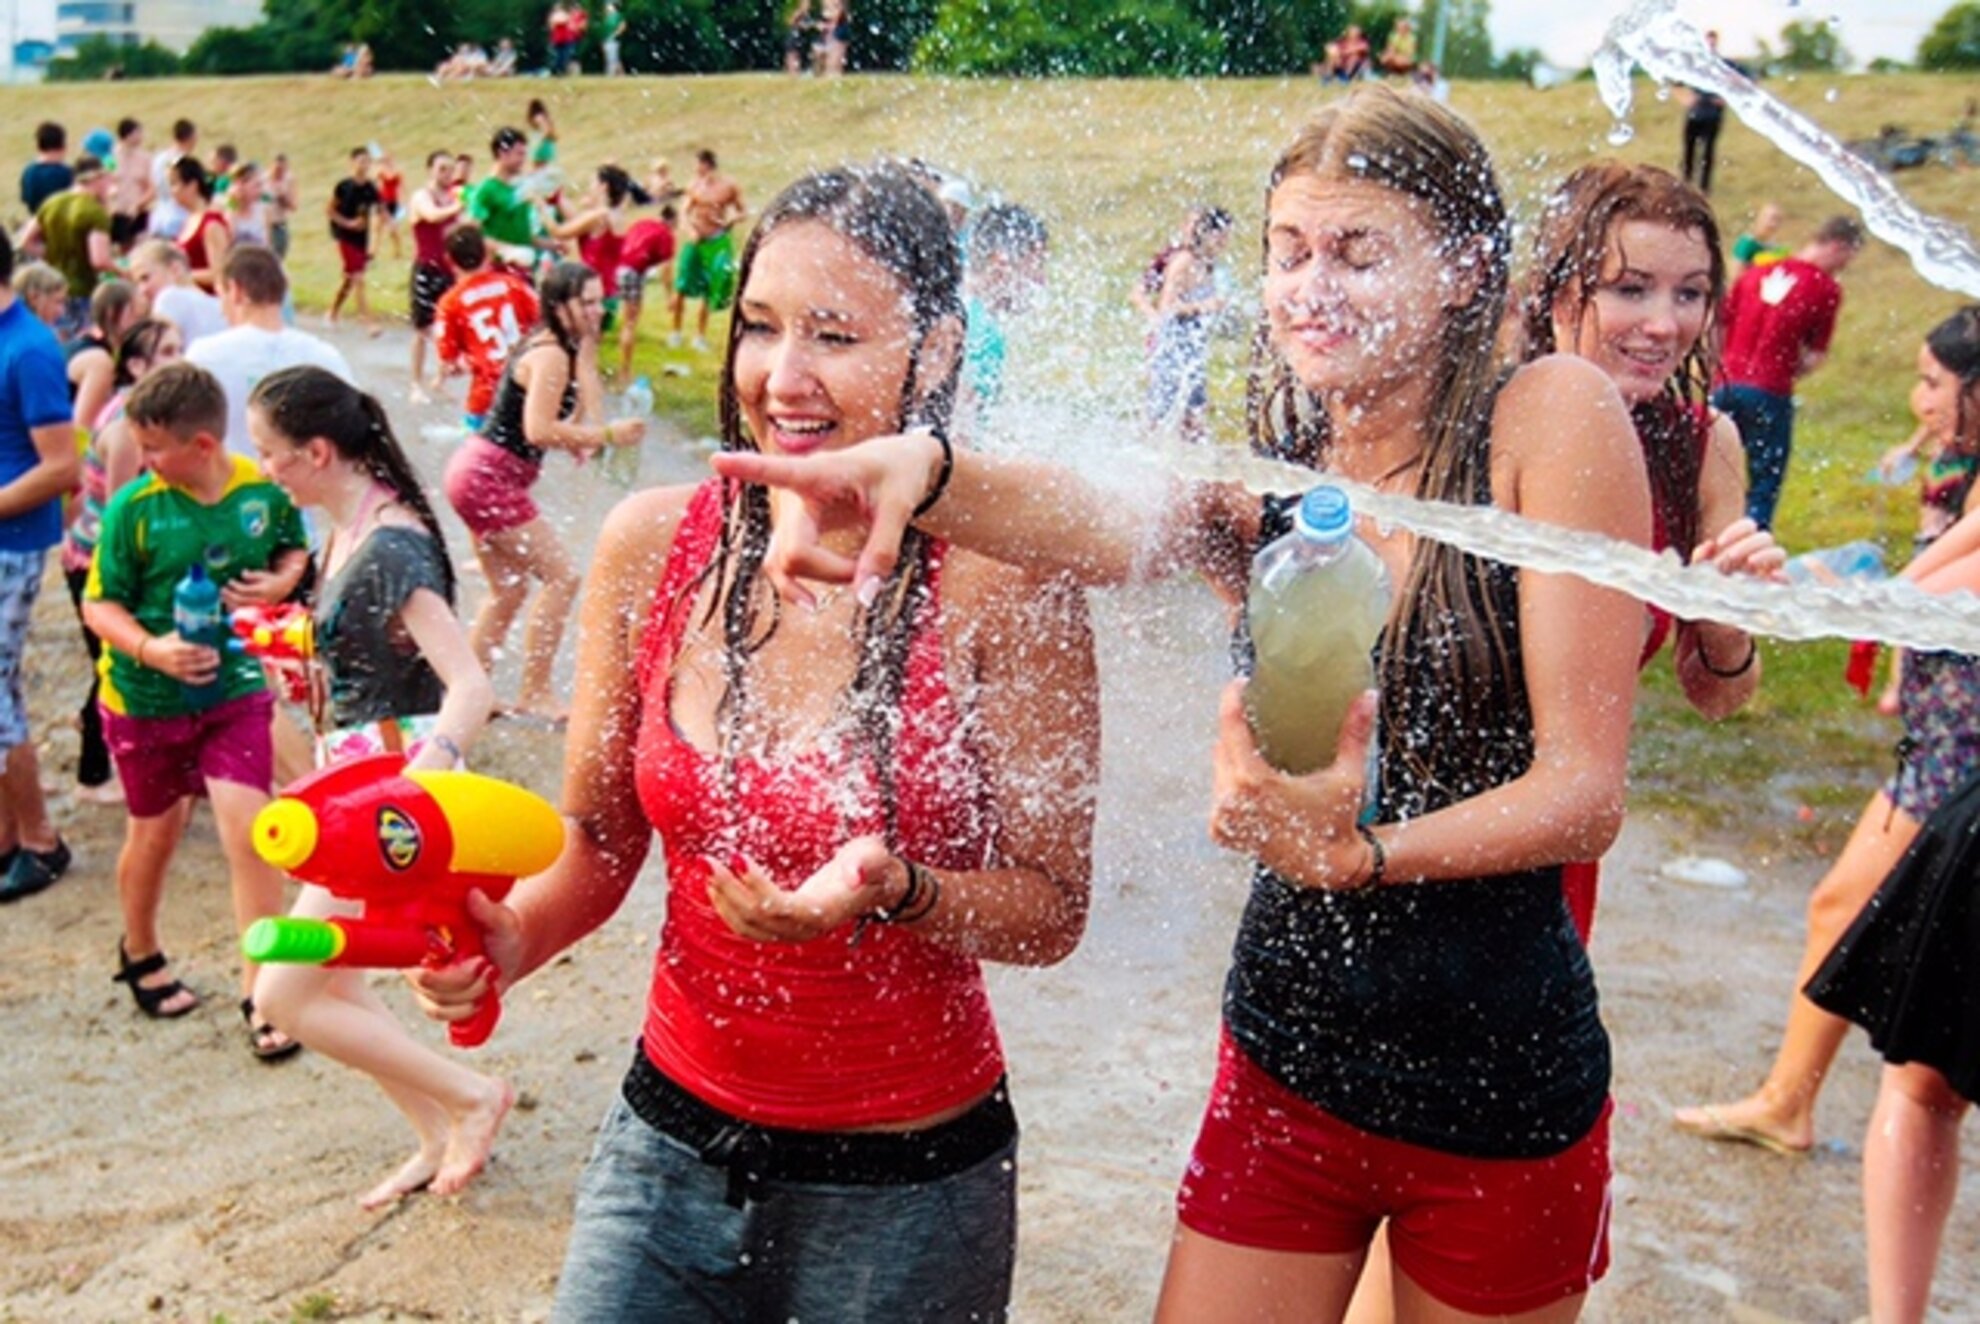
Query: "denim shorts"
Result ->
[[552, 1093, 1018, 1323]]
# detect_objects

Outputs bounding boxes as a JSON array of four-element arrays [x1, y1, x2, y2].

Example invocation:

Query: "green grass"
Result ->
[[5, 68, 1974, 854]]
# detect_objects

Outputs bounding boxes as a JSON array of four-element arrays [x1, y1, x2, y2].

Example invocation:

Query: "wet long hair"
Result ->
[[1926, 305, 1980, 450], [692, 164, 963, 834], [1521, 161, 1724, 558], [249, 366, 455, 602], [1243, 84, 1517, 794], [533, 259, 596, 362]]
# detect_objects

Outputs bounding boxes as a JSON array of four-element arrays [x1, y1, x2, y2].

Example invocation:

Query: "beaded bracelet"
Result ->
[[1346, 823, 1386, 892]]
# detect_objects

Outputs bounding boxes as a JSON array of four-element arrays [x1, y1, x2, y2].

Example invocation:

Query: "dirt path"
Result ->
[[3, 324, 1974, 1322]]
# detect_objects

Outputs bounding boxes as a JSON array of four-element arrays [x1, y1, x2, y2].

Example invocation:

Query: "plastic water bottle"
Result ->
[[1244, 486, 1392, 775], [603, 376, 652, 489], [172, 563, 227, 710], [1785, 539, 1887, 585]]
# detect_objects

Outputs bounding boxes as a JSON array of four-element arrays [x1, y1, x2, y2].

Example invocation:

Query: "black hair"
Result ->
[[444, 224, 488, 270], [490, 127, 526, 155], [1926, 306, 1980, 449], [968, 203, 1048, 265], [170, 155, 213, 201], [597, 165, 633, 207], [1816, 215, 1865, 248], [426, 149, 452, 169], [113, 317, 176, 388], [172, 118, 195, 143], [533, 260, 597, 360], [35, 122, 65, 153], [249, 367, 456, 601], [692, 163, 962, 838], [697, 149, 717, 169], [116, 117, 139, 140]]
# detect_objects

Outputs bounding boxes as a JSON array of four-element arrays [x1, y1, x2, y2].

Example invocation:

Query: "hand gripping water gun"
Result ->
[[239, 751, 565, 1047], [229, 603, 316, 704]]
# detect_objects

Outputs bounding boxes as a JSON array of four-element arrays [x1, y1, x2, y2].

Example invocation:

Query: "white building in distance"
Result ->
[[56, 0, 264, 54]]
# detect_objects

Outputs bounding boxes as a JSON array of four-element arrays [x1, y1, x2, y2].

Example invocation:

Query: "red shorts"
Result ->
[[336, 239, 370, 276], [101, 691, 276, 819], [1177, 1033, 1612, 1317], [444, 434, 542, 539]]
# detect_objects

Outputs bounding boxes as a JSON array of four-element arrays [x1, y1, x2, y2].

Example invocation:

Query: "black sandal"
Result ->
[[113, 941, 201, 1019], [240, 998, 302, 1063]]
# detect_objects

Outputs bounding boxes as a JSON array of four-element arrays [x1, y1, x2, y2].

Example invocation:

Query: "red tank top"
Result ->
[[412, 191, 455, 267], [179, 210, 230, 275], [632, 481, 1005, 1129], [579, 223, 625, 282]]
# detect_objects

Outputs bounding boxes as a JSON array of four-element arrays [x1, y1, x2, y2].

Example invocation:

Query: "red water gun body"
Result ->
[[242, 751, 565, 1047]]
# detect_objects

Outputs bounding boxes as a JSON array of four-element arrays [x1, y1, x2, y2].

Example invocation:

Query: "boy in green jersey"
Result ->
[[82, 362, 311, 1058]]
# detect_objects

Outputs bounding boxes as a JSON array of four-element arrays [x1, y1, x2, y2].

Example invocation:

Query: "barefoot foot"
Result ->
[[360, 1148, 443, 1209], [1671, 1098, 1812, 1156], [431, 1079, 514, 1198]]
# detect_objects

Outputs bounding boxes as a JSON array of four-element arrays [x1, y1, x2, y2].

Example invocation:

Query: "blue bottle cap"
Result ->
[[1294, 485, 1353, 541]]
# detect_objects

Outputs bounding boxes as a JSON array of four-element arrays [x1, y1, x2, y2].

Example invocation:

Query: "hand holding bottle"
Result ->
[[1211, 681, 1381, 890]]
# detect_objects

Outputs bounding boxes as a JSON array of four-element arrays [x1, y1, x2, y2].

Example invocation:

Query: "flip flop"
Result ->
[[1671, 1106, 1809, 1157]]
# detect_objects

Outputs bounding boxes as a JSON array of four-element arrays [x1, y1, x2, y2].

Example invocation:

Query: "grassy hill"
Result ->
[[4, 68, 1975, 850]]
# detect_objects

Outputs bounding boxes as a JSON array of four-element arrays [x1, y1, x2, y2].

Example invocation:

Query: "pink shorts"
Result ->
[[1177, 1033, 1612, 1317], [444, 434, 542, 539], [101, 691, 276, 819]]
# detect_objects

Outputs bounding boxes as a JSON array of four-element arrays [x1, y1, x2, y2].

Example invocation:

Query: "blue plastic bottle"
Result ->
[[173, 563, 227, 709]]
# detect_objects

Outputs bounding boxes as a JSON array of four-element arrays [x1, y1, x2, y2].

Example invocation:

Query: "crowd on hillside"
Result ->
[[4, 63, 1980, 1324]]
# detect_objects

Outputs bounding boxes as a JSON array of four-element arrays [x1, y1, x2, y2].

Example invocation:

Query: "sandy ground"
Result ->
[[3, 323, 1977, 1323]]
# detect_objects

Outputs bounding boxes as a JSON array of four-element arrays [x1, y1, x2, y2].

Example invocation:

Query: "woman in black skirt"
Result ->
[[1807, 767, 1980, 1324]]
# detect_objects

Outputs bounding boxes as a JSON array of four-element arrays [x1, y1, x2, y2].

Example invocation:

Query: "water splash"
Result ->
[[1147, 438, 1980, 655], [1592, 0, 1980, 299]]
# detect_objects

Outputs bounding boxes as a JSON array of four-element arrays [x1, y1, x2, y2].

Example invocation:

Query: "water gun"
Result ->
[[240, 751, 565, 1048], [229, 603, 315, 704]]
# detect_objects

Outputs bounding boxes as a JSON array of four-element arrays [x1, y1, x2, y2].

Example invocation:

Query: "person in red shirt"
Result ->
[[432, 225, 538, 429], [615, 196, 676, 379], [408, 151, 464, 401], [1712, 215, 1864, 529]]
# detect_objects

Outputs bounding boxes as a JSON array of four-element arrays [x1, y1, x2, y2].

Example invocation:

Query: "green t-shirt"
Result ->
[[35, 191, 111, 298], [86, 454, 307, 718], [469, 176, 536, 249]]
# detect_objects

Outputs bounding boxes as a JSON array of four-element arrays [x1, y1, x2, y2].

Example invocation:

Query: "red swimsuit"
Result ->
[[631, 481, 1005, 1129]]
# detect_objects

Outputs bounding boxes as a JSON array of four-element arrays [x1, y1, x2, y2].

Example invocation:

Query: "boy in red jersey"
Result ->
[[433, 225, 538, 430]]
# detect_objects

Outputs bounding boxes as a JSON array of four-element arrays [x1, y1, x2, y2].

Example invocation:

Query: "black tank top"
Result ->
[[482, 338, 579, 465], [1223, 471, 1610, 1160]]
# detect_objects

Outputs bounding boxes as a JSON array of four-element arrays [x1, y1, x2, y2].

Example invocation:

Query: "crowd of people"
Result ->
[[4, 69, 1978, 1324]]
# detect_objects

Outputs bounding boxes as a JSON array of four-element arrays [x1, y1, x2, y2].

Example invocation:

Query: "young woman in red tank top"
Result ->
[[1519, 163, 1785, 945], [412, 166, 1097, 1320]]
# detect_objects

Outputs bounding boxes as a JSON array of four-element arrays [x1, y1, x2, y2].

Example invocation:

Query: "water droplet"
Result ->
[[1825, 87, 1839, 102], [1654, 81, 1671, 102], [1607, 122, 1636, 147]]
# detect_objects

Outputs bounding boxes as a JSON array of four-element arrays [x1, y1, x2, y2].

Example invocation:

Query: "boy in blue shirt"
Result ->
[[82, 362, 310, 1058]]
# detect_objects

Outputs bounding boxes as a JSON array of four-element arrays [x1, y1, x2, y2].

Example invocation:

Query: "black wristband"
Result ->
[[1696, 633, 1757, 679], [912, 427, 953, 519]]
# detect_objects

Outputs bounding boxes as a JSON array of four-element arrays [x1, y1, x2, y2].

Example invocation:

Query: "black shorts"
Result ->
[[410, 261, 455, 329], [110, 212, 148, 249]]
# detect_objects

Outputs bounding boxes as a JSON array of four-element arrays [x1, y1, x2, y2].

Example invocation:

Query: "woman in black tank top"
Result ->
[[448, 260, 645, 723], [714, 85, 1654, 1321]]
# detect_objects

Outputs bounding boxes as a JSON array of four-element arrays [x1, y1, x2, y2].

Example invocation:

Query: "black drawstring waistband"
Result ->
[[621, 1049, 1017, 1208]]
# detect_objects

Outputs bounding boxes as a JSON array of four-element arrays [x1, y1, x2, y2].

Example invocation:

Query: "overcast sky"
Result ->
[[1490, 0, 1943, 68], [4, 0, 1948, 68]]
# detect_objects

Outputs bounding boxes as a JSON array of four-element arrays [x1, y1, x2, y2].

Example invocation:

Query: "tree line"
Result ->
[[44, 0, 1980, 82]]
